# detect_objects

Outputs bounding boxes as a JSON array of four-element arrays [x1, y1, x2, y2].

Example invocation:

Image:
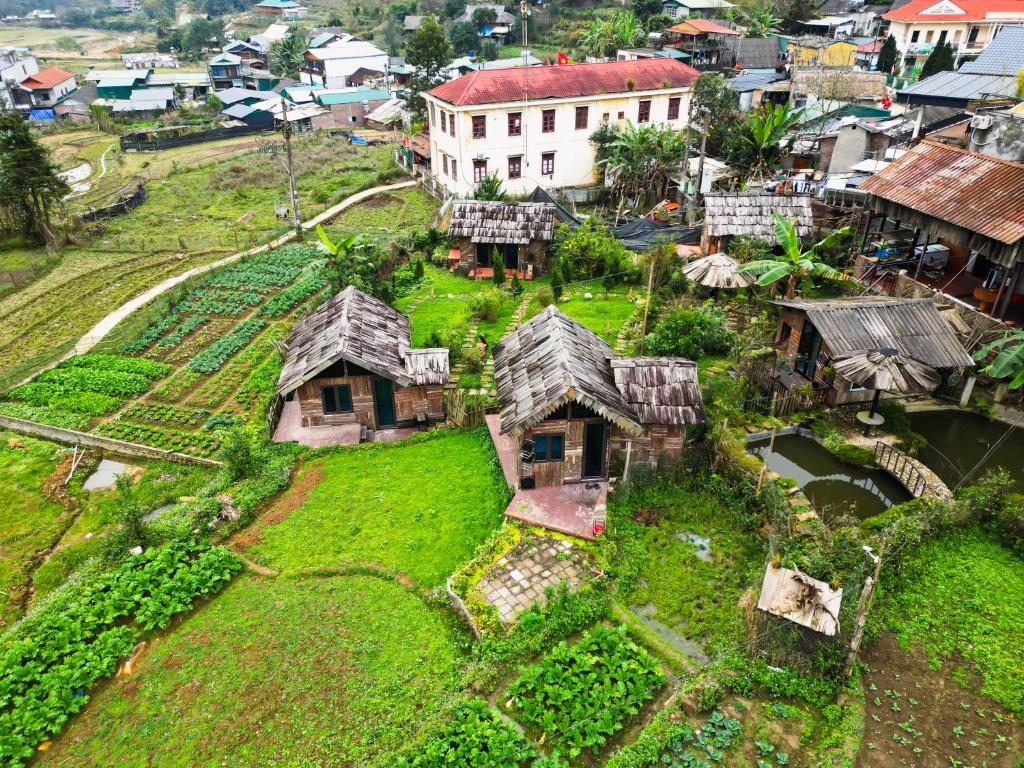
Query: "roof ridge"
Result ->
[[919, 138, 1024, 170]]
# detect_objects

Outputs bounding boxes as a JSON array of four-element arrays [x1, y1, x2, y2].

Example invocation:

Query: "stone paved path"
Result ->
[[477, 536, 585, 625]]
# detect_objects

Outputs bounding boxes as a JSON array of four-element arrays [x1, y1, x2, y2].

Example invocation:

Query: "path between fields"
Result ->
[[69, 179, 417, 358]]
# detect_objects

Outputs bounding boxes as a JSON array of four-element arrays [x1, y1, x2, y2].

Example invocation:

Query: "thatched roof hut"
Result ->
[[448, 200, 557, 244], [276, 285, 449, 397], [703, 193, 814, 243], [492, 306, 705, 436]]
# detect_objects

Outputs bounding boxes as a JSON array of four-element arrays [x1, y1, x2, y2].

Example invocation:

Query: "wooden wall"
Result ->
[[522, 417, 686, 487], [455, 238, 549, 275], [296, 374, 444, 430]]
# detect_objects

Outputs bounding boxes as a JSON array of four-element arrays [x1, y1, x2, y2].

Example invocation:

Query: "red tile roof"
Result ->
[[884, 0, 1024, 22], [426, 58, 700, 107], [667, 18, 741, 35], [859, 141, 1024, 246], [20, 67, 74, 89], [857, 40, 883, 52]]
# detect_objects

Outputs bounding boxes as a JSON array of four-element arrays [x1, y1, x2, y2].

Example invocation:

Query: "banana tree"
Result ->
[[974, 329, 1024, 389], [739, 213, 849, 299], [316, 224, 360, 293], [740, 102, 803, 171]]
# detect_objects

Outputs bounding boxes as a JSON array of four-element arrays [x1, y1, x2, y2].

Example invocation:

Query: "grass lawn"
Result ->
[[395, 265, 493, 312], [406, 296, 472, 348], [611, 481, 765, 657], [525, 291, 638, 345], [321, 186, 438, 239], [247, 430, 509, 587], [36, 573, 469, 768], [873, 527, 1024, 714], [0, 433, 66, 628]]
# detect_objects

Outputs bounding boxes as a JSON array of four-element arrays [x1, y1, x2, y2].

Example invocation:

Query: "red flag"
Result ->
[[557, 51, 569, 65], [881, 97, 892, 109]]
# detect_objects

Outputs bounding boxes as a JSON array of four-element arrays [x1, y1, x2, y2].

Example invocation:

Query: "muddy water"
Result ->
[[748, 434, 911, 520], [909, 409, 1024, 491], [82, 459, 130, 490]]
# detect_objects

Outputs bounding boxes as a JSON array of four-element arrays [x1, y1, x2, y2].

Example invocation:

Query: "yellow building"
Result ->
[[787, 37, 857, 67]]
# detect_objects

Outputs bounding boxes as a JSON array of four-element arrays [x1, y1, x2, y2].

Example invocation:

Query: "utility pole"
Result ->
[[280, 98, 302, 238], [679, 92, 696, 221]]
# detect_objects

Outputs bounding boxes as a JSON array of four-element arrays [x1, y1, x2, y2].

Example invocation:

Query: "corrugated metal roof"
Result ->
[[776, 296, 975, 369], [859, 141, 1024, 246], [316, 87, 389, 105], [959, 26, 1024, 74], [427, 58, 699, 106], [897, 70, 1019, 101]]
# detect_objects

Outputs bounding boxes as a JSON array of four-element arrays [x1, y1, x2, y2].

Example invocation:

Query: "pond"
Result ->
[[748, 433, 912, 520], [909, 409, 1024, 491]]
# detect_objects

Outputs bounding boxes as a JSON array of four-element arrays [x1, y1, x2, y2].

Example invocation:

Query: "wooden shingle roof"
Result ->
[[448, 201, 557, 245], [776, 296, 975, 369], [276, 285, 448, 395], [492, 306, 705, 435], [704, 193, 814, 242]]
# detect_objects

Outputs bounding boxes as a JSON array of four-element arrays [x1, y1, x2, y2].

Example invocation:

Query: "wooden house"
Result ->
[[772, 296, 974, 405], [702, 192, 814, 254], [275, 286, 449, 434], [493, 306, 705, 487], [447, 200, 557, 279]]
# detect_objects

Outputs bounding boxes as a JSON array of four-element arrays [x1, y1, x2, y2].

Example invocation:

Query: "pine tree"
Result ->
[[492, 247, 506, 285], [0, 107, 69, 245], [877, 34, 898, 73], [920, 41, 955, 78], [406, 16, 453, 116]]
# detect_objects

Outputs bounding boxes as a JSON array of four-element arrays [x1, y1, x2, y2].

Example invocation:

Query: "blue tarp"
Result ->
[[29, 108, 55, 121], [350, 135, 368, 145]]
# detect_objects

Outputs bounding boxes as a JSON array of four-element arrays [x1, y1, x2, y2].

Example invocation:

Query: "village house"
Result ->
[[315, 86, 390, 127], [702, 192, 814, 254], [771, 296, 975, 405], [121, 52, 178, 69], [661, 0, 734, 20], [787, 36, 858, 67], [423, 58, 699, 197], [491, 306, 705, 489], [663, 18, 741, 70], [208, 53, 245, 90], [858, 140, 1024, 323], [253, 0, 307, 19], [0, 49, 38, 108], [299, 40, 389, 89], [273, 286, 449, 446], [12, 67, 76, 113], [446, 200, 557, 278], [882, 0, 1024, 76]]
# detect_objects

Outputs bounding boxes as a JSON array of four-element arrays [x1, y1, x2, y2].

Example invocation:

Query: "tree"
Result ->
[[781, 0, 817, 34], [692, 72, 741, 156], [738, 214, 849, 298], [473, 172, 506, 200], [646, 302, 736, 359], [551, 220, 630, 280], [578, 11, 645, 58], [631, 0, 662, 23], [492, 247, 506, 285], [598, 121, 687, 208], [471, 6, 496, 26], [271, 32, 305, 78], [0, 107, 69, 245], [740, 0, 782, 37], [920, 40, 954, 78], [974, 330, 1024, 390], [731, 101, 803, 172], [449, 20, 479, 54], [406, 16, 453, 115], [443, 0, 466, 19], [877, 34, 898, 73], [179, 17, 224, 55], [325, 13, 344, 26]]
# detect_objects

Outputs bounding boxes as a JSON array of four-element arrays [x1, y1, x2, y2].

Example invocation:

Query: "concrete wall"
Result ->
[[424, 87, 692, 196], [968, 113, 1024, 164]]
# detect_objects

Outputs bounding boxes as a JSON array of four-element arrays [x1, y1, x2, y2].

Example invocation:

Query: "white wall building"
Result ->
[[0, 49, 38, 107], [299, 40, 388, 88], [882, 0, 1024, 74], [423, 58, 699, 197]]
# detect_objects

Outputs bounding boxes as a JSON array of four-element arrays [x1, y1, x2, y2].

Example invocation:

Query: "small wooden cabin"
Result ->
[[493, 306, 705, 487], [275, 285, 449, 433], [773, 296, 974, 405], [701, 192, 813, 254], [447, 200, 556, 278]]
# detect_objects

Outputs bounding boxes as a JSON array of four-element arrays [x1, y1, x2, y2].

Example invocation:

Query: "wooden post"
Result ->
[[845, 538, 886, 678], [623, 440, 633, 485]]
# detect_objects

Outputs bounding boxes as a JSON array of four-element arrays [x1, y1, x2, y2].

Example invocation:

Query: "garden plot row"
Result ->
[[0, 245, 327, 457]]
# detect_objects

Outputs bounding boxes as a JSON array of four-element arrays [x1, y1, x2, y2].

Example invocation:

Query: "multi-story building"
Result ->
[[12, 67, 77, 111], [299, 40, 388, 89], [882, 0, 1024, 76], [422, 58, 699, 197]]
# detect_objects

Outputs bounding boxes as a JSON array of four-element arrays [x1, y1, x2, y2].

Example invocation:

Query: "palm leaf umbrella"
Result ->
[[832, 348, 941, 431], [681, 252, 753, 289]]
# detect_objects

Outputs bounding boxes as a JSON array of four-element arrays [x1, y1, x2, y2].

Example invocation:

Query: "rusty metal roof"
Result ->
[[859, 141, 1024, 247]]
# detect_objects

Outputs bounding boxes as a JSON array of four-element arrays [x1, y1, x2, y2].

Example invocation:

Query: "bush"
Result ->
[[551, 220, 630, 280], [822, 433, 874, 467], [469, 289, 504, 323], [645, 301, 736, 360], [536, 286, 555, 307]]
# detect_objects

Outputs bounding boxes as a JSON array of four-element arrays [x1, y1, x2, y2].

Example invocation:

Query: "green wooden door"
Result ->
[[373, 378, 396, 427]]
